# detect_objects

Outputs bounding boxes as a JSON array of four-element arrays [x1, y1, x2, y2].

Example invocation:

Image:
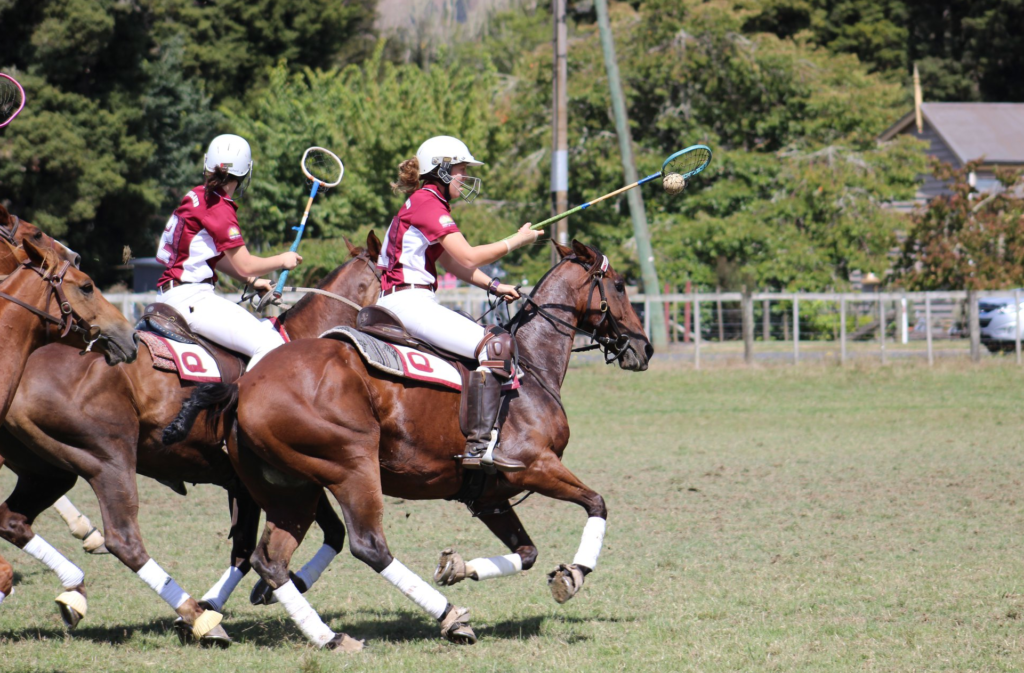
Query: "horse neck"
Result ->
[[276, 261, 370, 339], [0, 271, 51, 418], [514, 266, 587, 396]]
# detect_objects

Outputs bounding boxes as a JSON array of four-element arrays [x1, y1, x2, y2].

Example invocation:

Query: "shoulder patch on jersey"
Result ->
[[186, 190, 200, 208], [439, 214, 456, 228], [227, 225, 242, 239], [404, 199, 412, 210]]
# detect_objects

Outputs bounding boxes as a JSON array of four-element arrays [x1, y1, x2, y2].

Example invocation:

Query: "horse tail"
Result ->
[[162, 382, 239, 446]]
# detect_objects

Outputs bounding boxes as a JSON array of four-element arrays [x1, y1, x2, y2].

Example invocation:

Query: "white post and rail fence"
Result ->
[[105, 288, 1020, 368]]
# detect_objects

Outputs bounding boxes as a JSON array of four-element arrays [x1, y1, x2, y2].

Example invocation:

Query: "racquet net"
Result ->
[[662, 145, 712, 179], [301, 147, 344, 190], [0, 74, 25, 128]]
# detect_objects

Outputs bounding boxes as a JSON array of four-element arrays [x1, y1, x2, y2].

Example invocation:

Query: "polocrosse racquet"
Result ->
[[0, 73, 25, 128], [516, 144, 712, 236], [258, 146, 344, 311]]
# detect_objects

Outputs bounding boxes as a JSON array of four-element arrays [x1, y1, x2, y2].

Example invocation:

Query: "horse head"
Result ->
[[553, 240, 653, 371], [11, 237, 138, 365], [337, 230, 383, 308], [0, 204, 81, 268]]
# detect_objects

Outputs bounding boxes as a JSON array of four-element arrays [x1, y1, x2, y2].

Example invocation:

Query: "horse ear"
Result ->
[[344, 236, 357, 257], [552, 240, 573, 259], [0, 204, 9, 227], [366, 230, 382, 260], [570, 239, 596, 265], [22, 235, 49, 268]]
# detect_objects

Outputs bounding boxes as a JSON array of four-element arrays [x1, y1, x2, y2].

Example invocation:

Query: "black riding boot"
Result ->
[[460, 368, 525, 473]]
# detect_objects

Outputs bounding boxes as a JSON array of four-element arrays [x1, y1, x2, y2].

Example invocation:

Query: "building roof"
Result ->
[[879, 103, 1024, 165]]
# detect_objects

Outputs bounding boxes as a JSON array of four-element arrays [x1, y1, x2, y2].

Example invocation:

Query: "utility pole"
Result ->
[[594, 0, 667, 348], [550, 0, 569, 265]]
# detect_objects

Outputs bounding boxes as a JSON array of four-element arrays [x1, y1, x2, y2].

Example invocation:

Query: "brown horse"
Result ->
[[0, 232, 381, 644], [165, 240, 652, 651], [0, 237, 137, 608]]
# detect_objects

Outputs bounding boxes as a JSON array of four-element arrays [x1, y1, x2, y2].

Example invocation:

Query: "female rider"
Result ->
[[154, 134, 302, 372], [376, 135, 541, 472]]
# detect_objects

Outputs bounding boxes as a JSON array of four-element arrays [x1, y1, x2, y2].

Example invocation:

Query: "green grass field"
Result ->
[[3, 359, 1024, 672]]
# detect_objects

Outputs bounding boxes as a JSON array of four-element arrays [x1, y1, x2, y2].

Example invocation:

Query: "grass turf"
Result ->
[[2, 359, 1024, 671]]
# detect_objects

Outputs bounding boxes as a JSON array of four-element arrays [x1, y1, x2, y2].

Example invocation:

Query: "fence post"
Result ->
[[683, 280, 691, 343], [693, 297, 701, 370], [968, 289, 980, 363], [742, 287, 753, 364], [716, 288, 724, 343], [644, 297, 651, 338], [925, 293, 934, 367], [1016, 289, 1022, 366], [793, 296, 800, 365], [840, 295, 847, 365], [762, 299, 770, 341], [879, 296, 886, 365]]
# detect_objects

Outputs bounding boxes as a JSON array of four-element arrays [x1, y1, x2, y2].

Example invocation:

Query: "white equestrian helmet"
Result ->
[[203, 134, 253, 197], [415, 136, 484, 201]]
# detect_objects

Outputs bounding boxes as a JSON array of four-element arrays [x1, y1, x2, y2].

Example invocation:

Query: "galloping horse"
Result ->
[[165, 240, 652, 651], [0, 206, 107, 555], [0, 233, 381, 644], [0, 235, 137, 608]]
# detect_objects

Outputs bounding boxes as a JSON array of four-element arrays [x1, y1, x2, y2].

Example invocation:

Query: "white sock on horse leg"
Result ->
[[294, 544, 338, 589], [572, 517, 607, 570], [136, 559, 190, 610], [380, 559, 448, 619], [21, 535, 85, 588], [466, 554, 522, 581], [0, 589, 7, 604], [199, 566, 244, 611], [52, 496, 94, 540], [273, 580, 335, 647]]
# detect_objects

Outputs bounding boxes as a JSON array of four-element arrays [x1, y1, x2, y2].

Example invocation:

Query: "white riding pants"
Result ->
[[376, 288, 484, 359], [155, 283, 284, 372]]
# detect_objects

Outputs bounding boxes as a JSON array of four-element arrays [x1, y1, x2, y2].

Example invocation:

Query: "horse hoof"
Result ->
[[81, 529, 109, 554], [250, 572, 306, 606], [201, 623, 233, 649], [173, 617, 196, 645], [55, 591, 87, 629], [434, 548, 467, 586], [326, 633, 364, 653], [547, 563, 585, 604], [439, 606, 476, 645]]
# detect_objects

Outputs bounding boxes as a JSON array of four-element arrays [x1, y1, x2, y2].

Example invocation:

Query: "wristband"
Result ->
[[488, 278, 501, 296]]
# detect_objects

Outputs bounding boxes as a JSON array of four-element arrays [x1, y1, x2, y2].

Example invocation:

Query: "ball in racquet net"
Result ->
[[0, 74, 25, 128], [302, 147, 344, 189]]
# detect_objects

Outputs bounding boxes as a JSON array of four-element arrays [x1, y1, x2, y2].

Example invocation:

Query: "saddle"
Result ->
[[135, 304, 246, 383], [356, 306, 481, 371]]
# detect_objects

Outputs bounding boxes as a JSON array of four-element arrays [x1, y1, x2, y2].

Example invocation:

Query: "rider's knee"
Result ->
[[474, 326, 517, 379]]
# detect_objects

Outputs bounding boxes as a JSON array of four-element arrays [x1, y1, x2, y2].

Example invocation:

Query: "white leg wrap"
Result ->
[[273, 580, 335, 647], [0, 589, 6, 604], [572, 517, 607, 570], [53, 496, 94, 540], [466, 554, 522, 581], [22, 535, 85, 589], [137, 559, 190, 610], [199, 566, 244, 612], [294, 545, 337, 589], [380, 559, 448, 619]]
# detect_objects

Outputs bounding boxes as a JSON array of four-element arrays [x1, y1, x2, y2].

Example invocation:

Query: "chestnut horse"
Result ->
[[0, 237, 137, 609], [165, 240, 652, 651], [0, 232, 381, 645], [0, 206, 108, 555]]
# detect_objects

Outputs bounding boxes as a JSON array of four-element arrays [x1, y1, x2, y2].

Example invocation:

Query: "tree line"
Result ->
[[0, 0, 1021, 290]]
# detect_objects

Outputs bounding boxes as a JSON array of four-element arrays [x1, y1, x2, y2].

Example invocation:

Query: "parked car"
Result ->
[[980, 293, 1024, 352]]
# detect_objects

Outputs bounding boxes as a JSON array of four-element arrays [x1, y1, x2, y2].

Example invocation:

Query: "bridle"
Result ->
[[0, 214, 22, 245], [509, 252, 632, 365], [0, 257, 104, 350]]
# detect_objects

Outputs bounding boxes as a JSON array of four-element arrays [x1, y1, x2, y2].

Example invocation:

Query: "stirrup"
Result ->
[[459, 431, 526, 473]]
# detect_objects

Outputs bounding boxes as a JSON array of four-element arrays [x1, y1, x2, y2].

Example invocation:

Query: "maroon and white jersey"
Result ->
[[377, 185, 460, 292], [156, 186, 244, 286]]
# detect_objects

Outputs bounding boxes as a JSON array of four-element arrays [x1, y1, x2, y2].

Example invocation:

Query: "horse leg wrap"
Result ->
[[572, 517, 606, 570], [466, 553, 522, 581], [439, 605, 477, 645], [273, 580, 335, 647], [191, 608, 224, 639], [380, 559, 448, 619], [200, 566, 244, 612], [294, 544, 338, 589], [22, 535, 85, 589], [136, 558, 190, 610], [53, 496, 94, 540], [81, 528, 108, 554], [0, 589, 7, 605]]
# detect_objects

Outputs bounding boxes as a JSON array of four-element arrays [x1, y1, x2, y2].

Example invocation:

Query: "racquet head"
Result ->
[[301, 147, 344, 189], [0, 73, 26, 129], [661, 145, 712, 180]]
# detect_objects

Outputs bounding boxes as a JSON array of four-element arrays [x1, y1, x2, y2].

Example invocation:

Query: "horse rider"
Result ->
[[154, 134, 302, 372], [376, 135, 542, 472]]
